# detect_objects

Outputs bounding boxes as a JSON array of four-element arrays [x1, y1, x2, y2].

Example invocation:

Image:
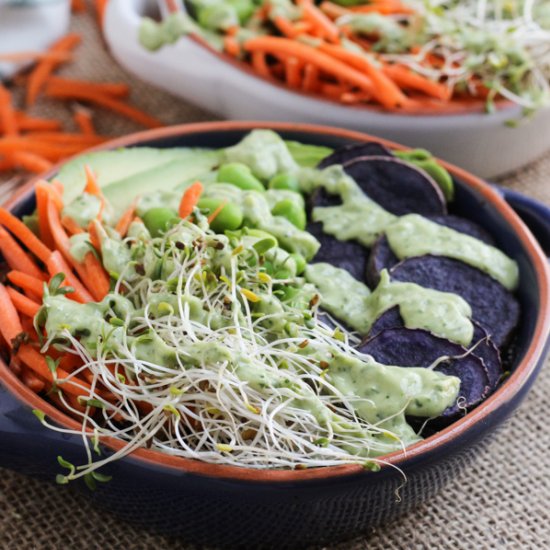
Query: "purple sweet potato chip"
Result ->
[[307, 222, 369, 281], [366, 215, 498, 288], [427, 215, 496, 245], [471, 323, 503, 391], [390, 255, 520, 347], [317, 142, 393, 169], [364, 312, 502, 393], [342, 156, 446, 217], [358, 327, 490, 416], [366, 236, 397, 288]]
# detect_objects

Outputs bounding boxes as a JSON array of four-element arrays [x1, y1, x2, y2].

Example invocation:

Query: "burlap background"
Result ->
[[1, 6, 549, 549]]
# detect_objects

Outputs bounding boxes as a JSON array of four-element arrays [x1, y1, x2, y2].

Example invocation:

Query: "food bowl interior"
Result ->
[[8, 126, 540, 376]]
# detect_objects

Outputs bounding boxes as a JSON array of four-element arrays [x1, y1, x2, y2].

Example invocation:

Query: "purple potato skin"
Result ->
[[307, 222, 369, 281], [317, 142, 393, 169], [363, 309, 503, 393], [358, 328, 490, 417], [390, 255, 520, 348], [366, 215, 497, 288], [342, 156, 446, 217]]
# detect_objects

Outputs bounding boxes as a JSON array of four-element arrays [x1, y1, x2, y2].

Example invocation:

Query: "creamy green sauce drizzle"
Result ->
[[305, 263, 473, 345]]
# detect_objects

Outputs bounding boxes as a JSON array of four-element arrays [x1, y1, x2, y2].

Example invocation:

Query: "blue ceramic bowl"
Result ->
[[1, 122, 549, 549]]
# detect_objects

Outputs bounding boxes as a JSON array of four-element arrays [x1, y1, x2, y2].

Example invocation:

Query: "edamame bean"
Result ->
[[198, 198, 243, 233], [143, 207, 178, 237], [395, 148, 432, 162], [217, 163, 265, 192], [247, 229, 278, 254], [414, 159, 454, 202], [289, 252, 306, 275], [268, 172, 301, 193], [271, 199, 307, 230]]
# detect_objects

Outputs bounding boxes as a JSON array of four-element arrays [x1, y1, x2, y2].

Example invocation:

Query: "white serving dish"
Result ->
[[104, 0, 550, 178], [0, 0, 71, 80]]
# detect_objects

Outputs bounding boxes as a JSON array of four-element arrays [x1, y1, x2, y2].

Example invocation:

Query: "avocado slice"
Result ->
[[55, 147, 220, 205], [104, 151, 220, 211]]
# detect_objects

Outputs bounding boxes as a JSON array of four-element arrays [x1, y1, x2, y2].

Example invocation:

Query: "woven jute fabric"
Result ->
[[1, 6, 549, 549]]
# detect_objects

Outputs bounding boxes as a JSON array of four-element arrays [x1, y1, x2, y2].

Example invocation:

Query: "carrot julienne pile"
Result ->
[[0, 4, 163, 178]]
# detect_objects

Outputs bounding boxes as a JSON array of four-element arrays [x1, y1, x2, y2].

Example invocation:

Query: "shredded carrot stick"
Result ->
[[0, 51, 73, 64], [17, 344, 91, 398], [73, 107, 96, 135], [21, 367, 46, 393], [285, 58, 303, 88], [179, 182, 204, 219], [26, 33, 81, 106], [251, 52, 271, 78], [0, 226, 46, 279], [44, 87, 164, 129], [71, 0, 87, 13], [13, 112, 62, 132], [82, 252, 110, 301], [8, 151, 53, 174], [94, 0, 109, 27], [224, 36, 241, 57], [340, 90, 372, 104], [0, 207, 52, 264], [84, 165, 102, 196], [302, 63, 320, 93], [207, 201, 227, 224], [88, 221, 102, 253], [36, 179, 64, 211], [273, 16, 300, 38], [0, 283, 23, 347], [350, 3, 415, 15], [52, 179, 64, 195], [46, 251, 94, 304], [299, 0, 341, 43], [0, 138, 98, 162], [244, 37, 381, 100], [383, 64, 451, 101], [0, 84, 19, 136], [115, 201, 137, 237], [61, 216, 85, 235], [16, 132, 106, 145], [319, 1, 350, 19], [0, 158, 15, 172], [7, 271, 45, 298], [6, 287, 41, 318], [317, 43, 409, 108], [47, 77, 130, 99]]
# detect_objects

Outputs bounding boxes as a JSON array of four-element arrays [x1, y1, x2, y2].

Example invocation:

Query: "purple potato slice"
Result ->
[[358, 327, 490, 417], [317, 142, 393, 169], [342, 156, 446, 216], [307, 222, 369, 281], [390, 255, 520, 347], [471, 323, 503, 391], [366, 215, 498, 287], [366, 236, 398, 288], [366, 306, 404, 338]]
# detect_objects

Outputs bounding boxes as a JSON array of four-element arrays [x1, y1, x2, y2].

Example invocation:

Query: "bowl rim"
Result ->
[[1, 120, 549, 483]]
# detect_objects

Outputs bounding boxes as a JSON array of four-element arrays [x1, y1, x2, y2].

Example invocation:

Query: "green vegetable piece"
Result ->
[[395, 150, 454, 202], [253, 238, 277, 255], [289, 252, 306, 275], [142, 207, 178, 237], [227, 0, 255, 24], [198, 198, 243, 233], [395, 148, 432, 162], [217, 163, 265, 192], [247, 229, 279, 245], [414, 159, 454, 202], [272, 199, 307, 230], [268, 172, 301, 193]]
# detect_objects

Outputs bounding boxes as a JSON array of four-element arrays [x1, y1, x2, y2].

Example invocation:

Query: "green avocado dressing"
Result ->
[[305, 263, 473, 345], [61, 193, 104, 229], [329, 353, 460, 439], [386, 214, 519, 291]]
